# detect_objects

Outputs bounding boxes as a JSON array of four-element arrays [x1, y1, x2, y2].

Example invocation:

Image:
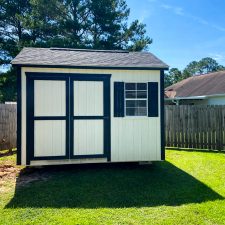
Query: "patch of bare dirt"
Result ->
[[0, 164, 20, 179], [0, 163, 51, 193]]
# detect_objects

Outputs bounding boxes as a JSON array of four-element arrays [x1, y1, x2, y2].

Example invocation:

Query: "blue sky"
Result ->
[[127, 0, 225, 70]]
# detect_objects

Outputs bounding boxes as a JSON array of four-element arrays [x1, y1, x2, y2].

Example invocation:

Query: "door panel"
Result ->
[[34, 80, 66, 116], [74, 81, 103, 116], [26, 73, 69, 164], [26, 73, 110, 164], [74, 120, 104, 155], [34, 120, 66, 157], [70, 75, 111, 160]]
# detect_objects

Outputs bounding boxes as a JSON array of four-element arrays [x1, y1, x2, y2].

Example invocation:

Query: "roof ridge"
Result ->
[[50, 47, 130, 53]]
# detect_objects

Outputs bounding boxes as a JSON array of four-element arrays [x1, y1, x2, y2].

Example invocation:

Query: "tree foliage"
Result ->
[[183, 57, 225, 78], [0, 0, 152, 66], [164, 68, 182, 88], [0, 67, 17, 102], [165, 57, 225, 88], [0, 0, 152, 102]]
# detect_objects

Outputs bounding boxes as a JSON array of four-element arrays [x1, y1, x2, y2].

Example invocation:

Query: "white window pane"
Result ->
[[138, 107, 147, 116], [125, 83, 136, 90], [125, 91, 136, 98], [137, 91, 147, 98], [137, 83, 147, 90]]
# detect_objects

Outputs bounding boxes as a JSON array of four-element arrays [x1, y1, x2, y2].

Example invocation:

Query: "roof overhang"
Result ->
[[12, 64, 169, 71], [165, 93, 225, 101]]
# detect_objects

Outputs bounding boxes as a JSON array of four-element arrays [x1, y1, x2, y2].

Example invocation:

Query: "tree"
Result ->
[[0, 67, 17, 102], [0, 0, 152, 102], [183, 57, 225, 78], [54, 0, 152, 50], [164, 57, 225, 87], [0, 0, 152, 66], [164, 68, 182, 87], [0, 0, 31, 65]]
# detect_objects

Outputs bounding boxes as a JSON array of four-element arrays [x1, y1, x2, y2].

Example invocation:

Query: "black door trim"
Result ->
[[26, 73, 70, 164], [26, 72, 111, 164], [70, 74, 111, 161]]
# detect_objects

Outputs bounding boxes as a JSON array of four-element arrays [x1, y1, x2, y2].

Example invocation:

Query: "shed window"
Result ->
[[125, 83, 148, 116]]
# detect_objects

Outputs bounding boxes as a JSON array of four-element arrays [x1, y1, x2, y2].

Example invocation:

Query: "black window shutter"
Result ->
[[148, 82, 159, 117], [114, 82, 124, 117]]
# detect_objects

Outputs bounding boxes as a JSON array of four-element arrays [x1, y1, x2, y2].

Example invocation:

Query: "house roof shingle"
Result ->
[[165, 71, 225, 98], [11, 47, 169, 69]]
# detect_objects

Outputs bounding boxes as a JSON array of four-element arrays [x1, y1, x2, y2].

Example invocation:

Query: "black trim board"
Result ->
[[148, 82, 159, 117], [25, 72, 111, 163], [16, 67, 22, 165], [14, 64, 169, 71], [26, 73, 70, 163], [69, 74, 111, 161], [114, 82, 125, 117], [160, 70, 165, 160]]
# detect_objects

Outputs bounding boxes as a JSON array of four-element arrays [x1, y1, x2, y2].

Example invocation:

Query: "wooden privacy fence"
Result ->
[[165, 105, 225, 151], [1, 103, 225, 151], [0, 104, 17, 151]]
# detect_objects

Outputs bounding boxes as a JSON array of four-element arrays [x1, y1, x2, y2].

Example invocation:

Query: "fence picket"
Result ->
[[165, 105, 225, 151], [0, 104, 17, 151]]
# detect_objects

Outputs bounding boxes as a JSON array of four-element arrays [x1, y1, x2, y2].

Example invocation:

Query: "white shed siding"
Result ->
[[74, 81, 103, 116], [34, 80, 66, 116], [74, 120, 104, 155], [21, 67, 161, 165], [34, 120, 66, 157]]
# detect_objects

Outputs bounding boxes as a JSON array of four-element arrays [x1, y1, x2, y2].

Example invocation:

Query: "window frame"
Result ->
[[124, 82, 148, 117]]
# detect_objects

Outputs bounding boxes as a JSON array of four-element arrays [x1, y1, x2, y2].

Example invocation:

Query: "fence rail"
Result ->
[[165, 105, 225, 151], [0, 104, 17, 151]]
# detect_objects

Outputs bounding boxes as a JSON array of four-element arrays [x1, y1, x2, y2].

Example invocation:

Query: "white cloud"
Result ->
[[160, 3, 225, 32], [139, 9, 151, 22], [161, 4, 184, 15], [209, 53, 225, 63], [161, 4, 171, 9]]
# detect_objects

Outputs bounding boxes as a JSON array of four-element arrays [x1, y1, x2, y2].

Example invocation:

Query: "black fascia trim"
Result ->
[[16, 66, 22, 165], [25, 73, 70, 163], [15, 64, 169, 71], [160, 70, 165, 160]]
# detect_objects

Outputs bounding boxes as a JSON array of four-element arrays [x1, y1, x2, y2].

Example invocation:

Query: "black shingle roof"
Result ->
[[11, 47, 168, 69]]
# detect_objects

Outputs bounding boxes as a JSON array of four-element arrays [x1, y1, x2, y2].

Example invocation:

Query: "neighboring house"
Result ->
[[165, 71, 225, 105], [11, 47, 168, 166]]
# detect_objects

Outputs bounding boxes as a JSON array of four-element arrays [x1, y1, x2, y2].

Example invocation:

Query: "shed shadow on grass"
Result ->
[[6, 161, 224, 208]]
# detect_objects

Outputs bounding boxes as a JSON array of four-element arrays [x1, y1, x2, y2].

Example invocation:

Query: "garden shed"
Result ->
[[12, 47, 168, 166]]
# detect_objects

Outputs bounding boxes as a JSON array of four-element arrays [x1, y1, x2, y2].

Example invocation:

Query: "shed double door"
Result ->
[[26, 73, 110, 164]]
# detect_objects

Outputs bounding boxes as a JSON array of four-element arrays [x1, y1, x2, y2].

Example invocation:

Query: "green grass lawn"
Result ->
[[0, 150, 225, 225]]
